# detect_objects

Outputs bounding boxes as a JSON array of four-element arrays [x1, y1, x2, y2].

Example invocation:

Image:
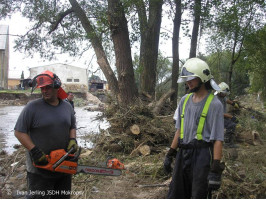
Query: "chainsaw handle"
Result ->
[[52, 147, 74, 169], [34, 148, 76, 172], [33, 155, 52, 170]]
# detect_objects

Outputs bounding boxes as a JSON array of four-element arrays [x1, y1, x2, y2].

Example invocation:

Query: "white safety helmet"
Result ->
[[214, 82, 230, 95], [177, 58, 221, 91]]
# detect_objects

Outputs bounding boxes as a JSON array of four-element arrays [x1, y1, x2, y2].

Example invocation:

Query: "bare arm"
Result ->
[[14, 130, 35, 150], [224, 113, 233, 118], [69, 128, 76, 139], [226, 99, 232, 104], [213, 140, 223, 160], [170, 129, 180, 150]]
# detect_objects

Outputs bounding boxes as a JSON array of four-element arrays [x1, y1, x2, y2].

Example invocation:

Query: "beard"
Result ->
[[188, 81, 203, 93]]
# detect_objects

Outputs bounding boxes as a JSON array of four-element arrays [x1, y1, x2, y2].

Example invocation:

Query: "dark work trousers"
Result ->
[[224, 118, 236, 134], [167, 144, 213, 199], [27, 172, 72, 199], [224, 118, 236, 143]]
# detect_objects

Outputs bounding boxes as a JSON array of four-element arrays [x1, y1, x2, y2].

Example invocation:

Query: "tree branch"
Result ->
[[152, 88, 175, 115], [48, 8, 74, 34]]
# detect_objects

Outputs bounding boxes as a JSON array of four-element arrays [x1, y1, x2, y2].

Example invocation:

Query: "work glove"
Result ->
[[231, 116, 239, 123], [30, 146, 48, 166], [231, 102, 240, 109], [67, 138, 78, 153], [208, 160, 225, 190], [163, 148, 177, 175]]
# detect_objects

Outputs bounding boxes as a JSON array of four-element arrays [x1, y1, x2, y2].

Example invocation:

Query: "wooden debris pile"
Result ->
[[95, 103, 175, 156], [213, 142, 266, 199], [0, 146, 27, 199]]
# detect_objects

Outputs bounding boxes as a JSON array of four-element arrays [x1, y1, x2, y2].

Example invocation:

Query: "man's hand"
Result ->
[[67, 138, 78, 153], [231, 102, 240, 109], [163, 148, 177, 175], [231, 116, 239, 123], [208, 160, 225, 190], [208, 172, 222, 190], [30, 146, 48, 166]]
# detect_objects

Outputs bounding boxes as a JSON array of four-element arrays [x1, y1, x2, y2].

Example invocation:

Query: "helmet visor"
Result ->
[[181, 67, 195, 76], [177, 67, 197, 83], [177, 76, 197, 83], [210, 79, 221, 91], [214, 87, 230, 95]]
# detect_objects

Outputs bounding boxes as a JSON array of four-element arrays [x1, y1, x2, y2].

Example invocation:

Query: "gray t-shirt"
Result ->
[[14, 98, 76, 177], [175, 93, 224, 144]]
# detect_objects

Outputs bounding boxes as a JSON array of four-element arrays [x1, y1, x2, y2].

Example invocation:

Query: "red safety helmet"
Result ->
[[36, 70, 55, 88], [32, 70, 68, 99]]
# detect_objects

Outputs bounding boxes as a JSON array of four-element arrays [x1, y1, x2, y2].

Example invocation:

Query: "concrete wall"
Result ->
[[29, 63, 88, 92], [0, 25, 9, 89]]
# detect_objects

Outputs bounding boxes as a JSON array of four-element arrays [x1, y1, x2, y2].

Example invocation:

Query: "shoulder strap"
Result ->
[[180, 93, 214, 140], [196, 93, 214, 140], [180, 93, 193, 139]]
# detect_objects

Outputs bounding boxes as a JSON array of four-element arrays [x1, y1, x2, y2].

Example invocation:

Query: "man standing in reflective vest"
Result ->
[[164, 58, 225, 198]]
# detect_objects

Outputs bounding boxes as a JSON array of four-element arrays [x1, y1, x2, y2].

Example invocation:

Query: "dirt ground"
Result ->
[[1, 141, 265, 199], [0, 93, 265, 199]]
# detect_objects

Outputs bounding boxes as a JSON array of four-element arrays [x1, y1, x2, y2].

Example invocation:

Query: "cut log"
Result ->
[[129, 141, 146, 156], [130, 124, 140, 135], [236, 130, 263, 145], [139, 145, 151, 156]]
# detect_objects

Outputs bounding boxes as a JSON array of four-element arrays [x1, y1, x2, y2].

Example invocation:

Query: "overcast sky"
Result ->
[[0, 12, 193, 79]]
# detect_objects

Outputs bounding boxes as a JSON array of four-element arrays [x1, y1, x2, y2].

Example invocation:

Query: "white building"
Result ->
[[29, 63, 88, 92]]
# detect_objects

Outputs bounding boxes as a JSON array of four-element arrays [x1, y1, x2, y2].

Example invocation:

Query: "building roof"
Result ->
[[0, 25, 9, 50], [30, 63, 86, 70]]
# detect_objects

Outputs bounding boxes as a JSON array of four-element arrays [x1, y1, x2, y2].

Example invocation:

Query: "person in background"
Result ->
[[164, 58, 225, 198], [14, 70, 78, 199], [214, 82, 239, 148], [65, 92, 75, 110]]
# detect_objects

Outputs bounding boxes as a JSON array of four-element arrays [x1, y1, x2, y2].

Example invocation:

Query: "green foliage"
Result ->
[[205, 51, 249, 96], [155, 52, 172, 99], [205, 0, 265, 93], [0, 0, 111, 60], [132, 54, 141, 90], [156, 52, 172, 85], [208, 0, 265, 51], [0, 89, 41, 93], [206, 51, 231, 83], [242, 26, 266, 101]]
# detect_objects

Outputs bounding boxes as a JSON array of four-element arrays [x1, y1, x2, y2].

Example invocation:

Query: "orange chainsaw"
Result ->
[[34, 147, 124, 176]]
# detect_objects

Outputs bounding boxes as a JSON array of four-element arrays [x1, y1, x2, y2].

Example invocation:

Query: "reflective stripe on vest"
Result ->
[[180, 93, 214, 140]]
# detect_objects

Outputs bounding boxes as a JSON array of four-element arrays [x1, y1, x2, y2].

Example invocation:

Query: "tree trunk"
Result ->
[[137, 0, 163, 98], [189, 0, 201, 58], [107, 0, 138, 105], [153, 88, 175, 115], [69, 0, 120, 99], [171, 0, 182, 109]]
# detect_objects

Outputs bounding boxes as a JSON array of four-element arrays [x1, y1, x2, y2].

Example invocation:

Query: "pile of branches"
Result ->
[[212, 144, 266, 199], [95, 102, 176, 156]]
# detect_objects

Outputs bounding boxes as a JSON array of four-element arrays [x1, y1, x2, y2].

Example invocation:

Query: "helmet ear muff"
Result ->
[[53, 74, 61, 89], [28, 79, 33, 87], [28, 73, 61, 89]]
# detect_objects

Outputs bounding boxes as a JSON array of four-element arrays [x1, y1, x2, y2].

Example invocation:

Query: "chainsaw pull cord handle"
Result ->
[[52, 147, 74, 169]]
